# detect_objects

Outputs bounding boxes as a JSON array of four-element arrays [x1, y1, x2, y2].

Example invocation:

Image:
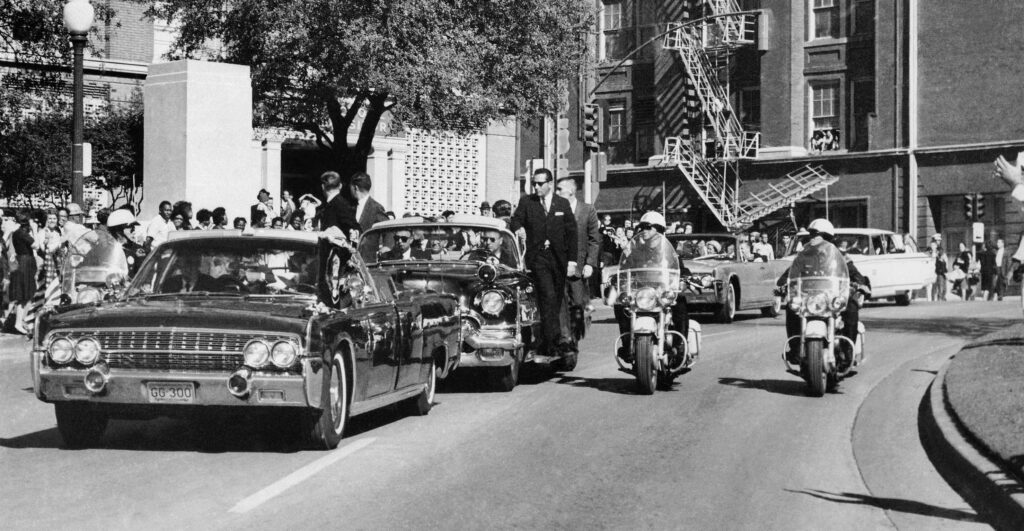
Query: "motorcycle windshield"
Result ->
[[61, 231, 129, 291], [787, 241, 850, 300], [617, 234, 680, 293]]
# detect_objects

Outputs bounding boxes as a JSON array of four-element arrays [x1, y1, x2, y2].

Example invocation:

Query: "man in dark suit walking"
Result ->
[[510, 168, 578, 356], [556, 177, 601, 342], [350, 172, 389, 262]]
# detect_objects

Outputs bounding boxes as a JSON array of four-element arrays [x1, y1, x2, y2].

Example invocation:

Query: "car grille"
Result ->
[[57, 329, 297, 372]]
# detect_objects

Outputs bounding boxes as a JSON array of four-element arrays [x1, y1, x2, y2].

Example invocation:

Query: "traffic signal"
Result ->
[[975, 193, 985, 220], [583, 102, 602, 151], [964, 194, 974, 221]]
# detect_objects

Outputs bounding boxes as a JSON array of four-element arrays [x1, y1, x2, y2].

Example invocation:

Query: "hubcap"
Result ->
[[330, 360, 344, 433]]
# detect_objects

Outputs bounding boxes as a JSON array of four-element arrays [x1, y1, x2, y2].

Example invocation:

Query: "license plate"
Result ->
[[146, 382, 195, 403]]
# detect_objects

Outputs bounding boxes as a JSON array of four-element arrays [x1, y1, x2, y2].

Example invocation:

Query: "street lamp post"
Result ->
[[63, 0, 94, 206]]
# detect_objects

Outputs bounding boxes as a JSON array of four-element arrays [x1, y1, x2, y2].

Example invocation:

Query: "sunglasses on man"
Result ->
[[531, 180, 550, 187], [480, 236, 497, 244], [395, 235, 411, 242]]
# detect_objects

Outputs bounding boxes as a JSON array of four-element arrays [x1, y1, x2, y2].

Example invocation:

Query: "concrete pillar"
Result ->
[[388, 147, 408, 215], [485, 120, 518, 204], [261, 139, 283, 215], [143, 60, 257, 223]]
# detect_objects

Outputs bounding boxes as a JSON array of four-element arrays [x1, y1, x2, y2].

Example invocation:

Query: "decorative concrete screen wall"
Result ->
[[403, 129, 486, 217]]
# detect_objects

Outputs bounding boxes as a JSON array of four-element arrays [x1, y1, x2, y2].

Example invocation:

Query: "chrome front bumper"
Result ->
[[33, 349, 312, 408], [459, 330, 522, 368]]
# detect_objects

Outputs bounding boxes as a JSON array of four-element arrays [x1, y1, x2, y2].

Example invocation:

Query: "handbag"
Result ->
[[948, 269, 966, 281]]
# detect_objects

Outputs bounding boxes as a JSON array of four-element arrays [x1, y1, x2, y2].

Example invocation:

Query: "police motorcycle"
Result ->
[[59, 230, 131, 305], [779, 225, 867, 397], [610, 215, 702, 394]]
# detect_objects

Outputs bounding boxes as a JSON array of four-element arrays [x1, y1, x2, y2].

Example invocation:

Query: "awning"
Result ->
[[594, 171, 693, 213]]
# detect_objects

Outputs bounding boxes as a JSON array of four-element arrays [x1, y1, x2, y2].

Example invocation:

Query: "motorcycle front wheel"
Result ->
[[634, 335, 658, 395], [804, 338, 827, 397]]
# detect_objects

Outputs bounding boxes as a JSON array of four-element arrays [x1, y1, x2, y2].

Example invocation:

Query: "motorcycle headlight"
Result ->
[[635, 287, 659, 310], [243, 340, 270, 368], [831, 295, 847, 311], [805, 293, 830, 315], [49, 337, 74, 364], [479, 290, 506, 316], [270, 341, 298, 368], [700, 275, 714, 288], [74, 337, 101, 365], [659, 290, 678, 306]]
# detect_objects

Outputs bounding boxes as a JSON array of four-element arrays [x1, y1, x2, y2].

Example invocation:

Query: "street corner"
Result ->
[[921, 333, 1024, 530]]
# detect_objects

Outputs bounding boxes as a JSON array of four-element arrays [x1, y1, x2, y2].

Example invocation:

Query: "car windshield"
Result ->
[[669, 235, 738, 260], [126, 237, 320, 298], [359, 224, 521, 268]]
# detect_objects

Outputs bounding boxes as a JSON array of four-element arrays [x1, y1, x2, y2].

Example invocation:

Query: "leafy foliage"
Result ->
[[137, 0, 593, 177]]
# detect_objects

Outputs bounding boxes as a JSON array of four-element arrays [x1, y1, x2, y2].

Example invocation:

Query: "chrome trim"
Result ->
[[464, 333, 522, 351], [227, 368, 254, 398], [83, 363, 110, 393], [349, 384, 425, 416]]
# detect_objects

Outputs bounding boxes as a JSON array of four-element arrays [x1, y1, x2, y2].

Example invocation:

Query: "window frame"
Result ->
[[607, 103, 625, 143], [810, 0, 842, 40]]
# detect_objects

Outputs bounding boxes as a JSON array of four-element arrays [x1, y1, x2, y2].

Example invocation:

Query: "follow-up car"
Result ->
[[31, 229, 460, 449], [358, 216, 550, 391], [669, 233, 791, 322]]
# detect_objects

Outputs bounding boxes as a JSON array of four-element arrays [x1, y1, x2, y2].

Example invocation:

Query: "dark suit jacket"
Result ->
[[572, 201, 601, 269], [317, 193, 360, 239], [997, 248, 1014, 278], [509, 193, 578, 269], [357, 196, 389, 233]]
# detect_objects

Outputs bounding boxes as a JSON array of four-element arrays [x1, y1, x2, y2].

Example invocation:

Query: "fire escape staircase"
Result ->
[[661, 3, 838, 231]]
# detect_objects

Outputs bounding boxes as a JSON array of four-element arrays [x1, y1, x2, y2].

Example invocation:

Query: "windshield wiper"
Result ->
[[134, 291, 244, 299]]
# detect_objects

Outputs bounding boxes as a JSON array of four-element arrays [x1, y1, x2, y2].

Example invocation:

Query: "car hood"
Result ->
[[44, 297, 311, 335], [684, 260, 727, 275]]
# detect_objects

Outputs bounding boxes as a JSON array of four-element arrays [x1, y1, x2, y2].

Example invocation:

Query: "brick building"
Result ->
[[523, 0, 1024, 252]]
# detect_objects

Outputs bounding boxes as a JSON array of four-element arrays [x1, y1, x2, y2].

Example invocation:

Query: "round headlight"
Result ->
[[635, 287, 659, 310], [806, 293, 830, 315], [243, 340, 270, 368], [74, 338, 101, 365], [49, 338, 74, 364], [701, 275, 714, 288], [480, 290, 506, 315], [659, 290, 678, 306], [271, 341, 298, 368]]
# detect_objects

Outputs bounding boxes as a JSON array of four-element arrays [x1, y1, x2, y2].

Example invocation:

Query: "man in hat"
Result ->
[[479, 201, 492, 217]]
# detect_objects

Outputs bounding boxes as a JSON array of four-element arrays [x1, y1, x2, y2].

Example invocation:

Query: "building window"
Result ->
[[812, 0, 840, 39], [608, 103, 625, 142], [601, 1, 626, 61], [851, 79, 874, 151], [810, 82, 840, 152], [739, 88, 761, 131]]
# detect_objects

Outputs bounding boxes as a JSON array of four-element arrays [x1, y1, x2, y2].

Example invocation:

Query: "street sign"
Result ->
[[972, 222, 984, 243], [82, 142, 92, 177]]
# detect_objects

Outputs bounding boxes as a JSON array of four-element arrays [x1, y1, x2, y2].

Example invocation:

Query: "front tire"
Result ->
[[804, 339, 827, 397], [55, 402, 108, 448], [634, 335, 657, 395], [717, 282, 737, 323], [489, 350, 520, 392], [308, 355, 349, 450]]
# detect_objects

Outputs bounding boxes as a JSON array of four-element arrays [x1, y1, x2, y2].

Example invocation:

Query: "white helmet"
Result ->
[[639, 211, 666, 231], [807, 218, 835, 238], [106, 209, 137, 229]]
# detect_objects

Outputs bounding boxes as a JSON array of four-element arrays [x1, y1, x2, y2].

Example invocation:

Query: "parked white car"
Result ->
[[786, 228, 935, 305]]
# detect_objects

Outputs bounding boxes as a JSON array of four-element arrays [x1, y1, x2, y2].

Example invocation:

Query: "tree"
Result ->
[[138, 0, 593, 180], [89, 91, 145, 210]]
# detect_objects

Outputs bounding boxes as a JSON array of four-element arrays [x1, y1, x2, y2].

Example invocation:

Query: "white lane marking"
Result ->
[[229, 437, 375, 514]]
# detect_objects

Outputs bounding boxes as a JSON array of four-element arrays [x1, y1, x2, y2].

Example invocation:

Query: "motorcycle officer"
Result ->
[[614, 211, 690, 361], [778, 218, 867, 366]]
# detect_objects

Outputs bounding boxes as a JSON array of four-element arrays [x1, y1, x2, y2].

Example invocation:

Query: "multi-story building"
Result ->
[[527, 0, 1024, 251]]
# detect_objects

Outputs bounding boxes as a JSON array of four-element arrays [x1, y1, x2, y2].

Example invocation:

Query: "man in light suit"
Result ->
[[510, 168, 578, 356], [556, 177, 600, 344]]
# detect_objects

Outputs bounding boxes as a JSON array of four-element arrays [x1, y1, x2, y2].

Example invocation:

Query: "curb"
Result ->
[[921, 354, 1024, 530]]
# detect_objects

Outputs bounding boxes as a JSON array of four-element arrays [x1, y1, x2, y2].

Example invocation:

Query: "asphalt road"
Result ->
[[1, 299, 1017, 529]]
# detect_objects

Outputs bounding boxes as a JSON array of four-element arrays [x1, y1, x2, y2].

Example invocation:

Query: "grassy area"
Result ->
[[944, 325, 1024, 480]]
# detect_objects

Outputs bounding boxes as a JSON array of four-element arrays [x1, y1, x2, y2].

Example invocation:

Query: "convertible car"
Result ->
[[359, 215, 547, 391], [31, 229, 460, 449], [668, 233, 791, 322]]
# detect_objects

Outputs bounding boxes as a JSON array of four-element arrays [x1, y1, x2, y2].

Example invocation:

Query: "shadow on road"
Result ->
[[860, 315, 1012, 341], [786, 488, 981, 523], [554, 374, 646, 395], [717, 376, 810, 397]]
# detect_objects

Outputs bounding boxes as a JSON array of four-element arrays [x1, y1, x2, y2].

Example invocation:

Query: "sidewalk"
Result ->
[[924, 322, 1024, 529]]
